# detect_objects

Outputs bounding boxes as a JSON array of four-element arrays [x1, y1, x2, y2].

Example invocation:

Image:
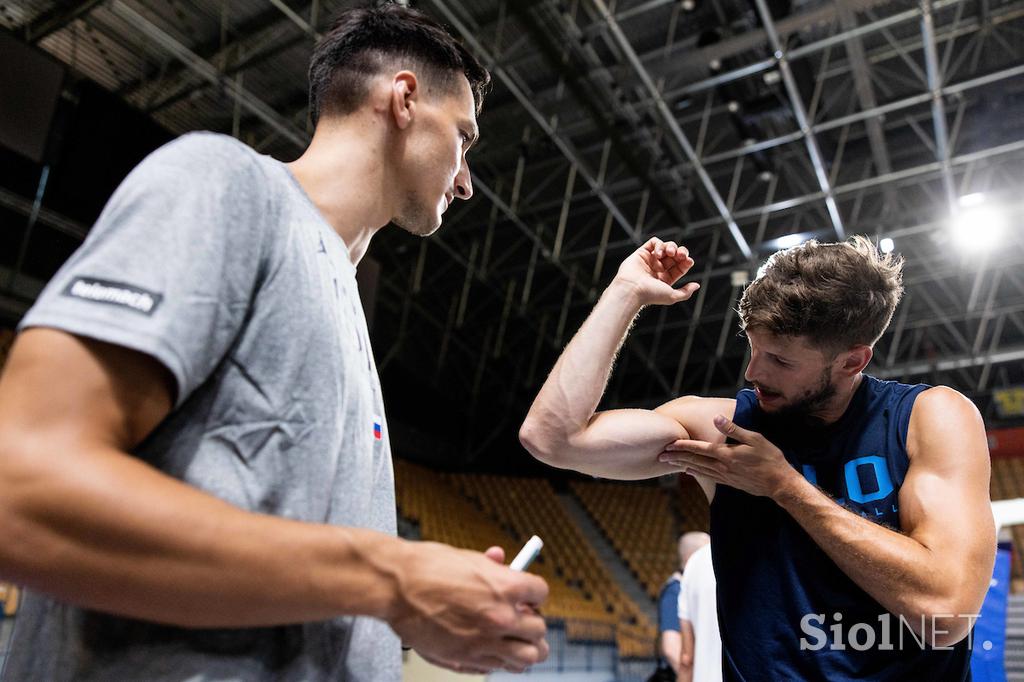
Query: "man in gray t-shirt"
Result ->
[[0, 6, 548, 681]]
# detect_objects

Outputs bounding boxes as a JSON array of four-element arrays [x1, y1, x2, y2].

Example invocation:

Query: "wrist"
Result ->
[[322, 527, 407, 622], [771, 468, 808, 507], [606, 277, 646, 312]]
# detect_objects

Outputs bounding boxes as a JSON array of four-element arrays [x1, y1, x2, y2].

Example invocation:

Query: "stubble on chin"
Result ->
[[393, 193, 442, 237]]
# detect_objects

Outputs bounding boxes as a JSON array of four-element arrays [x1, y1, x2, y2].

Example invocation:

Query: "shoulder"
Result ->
[[907, 385, 987, 465], [155, 131, 260, 162], [137, 132, 269, 186], [659, 573, 681, 593], [911, 385, 982, 425]]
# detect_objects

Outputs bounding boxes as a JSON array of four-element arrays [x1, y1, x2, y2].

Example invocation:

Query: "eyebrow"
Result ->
[[463, 122, 480, 148]]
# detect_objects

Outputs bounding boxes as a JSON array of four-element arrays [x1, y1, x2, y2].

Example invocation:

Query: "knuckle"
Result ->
[[488, 611, 513, 632]]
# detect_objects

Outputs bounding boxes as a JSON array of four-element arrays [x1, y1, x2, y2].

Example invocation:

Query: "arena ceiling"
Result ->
[[3, 0, 1024, 463]]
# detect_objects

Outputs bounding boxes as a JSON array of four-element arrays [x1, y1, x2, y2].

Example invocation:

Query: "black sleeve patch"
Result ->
[[62, 276, 163, 316]]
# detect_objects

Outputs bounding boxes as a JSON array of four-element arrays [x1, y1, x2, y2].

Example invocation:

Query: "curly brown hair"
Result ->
[[738, 235, 904, 353]]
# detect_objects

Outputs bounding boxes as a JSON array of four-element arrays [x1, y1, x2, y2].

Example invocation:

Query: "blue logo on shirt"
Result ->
[[802, 456, 897, 515]]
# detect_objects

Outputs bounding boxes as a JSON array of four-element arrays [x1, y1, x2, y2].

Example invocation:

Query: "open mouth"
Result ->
[[755, 385, 782, 402]]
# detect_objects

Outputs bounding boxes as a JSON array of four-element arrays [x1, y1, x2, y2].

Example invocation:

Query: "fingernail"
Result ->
[[714, 414, 727, 426]]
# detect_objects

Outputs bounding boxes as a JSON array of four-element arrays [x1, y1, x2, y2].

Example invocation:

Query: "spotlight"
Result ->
[[773, 233, 806, 250], [959, 192, 986, 208], [765, 229, 819, 250], [681, 0, 697, 10], [879, 238, 895, 254], [950, 201, 1007, 253]]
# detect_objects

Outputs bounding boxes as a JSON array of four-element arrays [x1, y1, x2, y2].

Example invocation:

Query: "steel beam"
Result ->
[[107, 1, 309, 149], [874, 344, 1024, 379], [753, 0, 845, 240], [836, 0, 895, 211], [689, 138, 1024, 233], [921, 0, 959, 213], [23, 0, 107, 43], [267, 0, 321, 39], [589, 0, 752, 259], [492, 0, 971, 121], [429, 0, 641, 243]]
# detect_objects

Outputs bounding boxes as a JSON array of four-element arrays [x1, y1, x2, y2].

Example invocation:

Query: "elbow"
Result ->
[[929, 612, 973, 648], [518, 419, 578, 469], [518, 419, 557, 465], [904, 596, 980, 648]]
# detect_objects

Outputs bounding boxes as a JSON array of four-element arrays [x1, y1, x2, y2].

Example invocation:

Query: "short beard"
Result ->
[[393, 192, 440, 237], [765, 366, 837, 422]]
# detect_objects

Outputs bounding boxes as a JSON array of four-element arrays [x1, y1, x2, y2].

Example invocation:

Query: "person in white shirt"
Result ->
[[678, 539, 722, 682]]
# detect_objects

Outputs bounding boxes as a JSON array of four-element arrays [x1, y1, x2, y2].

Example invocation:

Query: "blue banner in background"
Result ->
[[971, 542, 1011, 682]]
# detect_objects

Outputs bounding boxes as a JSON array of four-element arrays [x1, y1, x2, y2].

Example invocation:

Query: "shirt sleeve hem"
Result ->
[[18, 312, 193, 409]]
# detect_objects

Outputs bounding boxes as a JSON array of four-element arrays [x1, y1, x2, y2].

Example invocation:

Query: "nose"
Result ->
[[453, 161, 473, 201], [744, 352, 761, 384]]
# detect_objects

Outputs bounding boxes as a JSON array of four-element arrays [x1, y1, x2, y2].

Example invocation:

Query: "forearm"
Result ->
[[677, 622, 694, 680], [774, 476, 972, 641], [660, 631, 681, 672], [0, 441, 403, 628], [522, 278, 642, 443]]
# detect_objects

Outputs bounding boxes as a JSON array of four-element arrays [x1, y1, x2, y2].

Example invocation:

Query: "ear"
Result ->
[[390, 71, 419, 130], [837, 344, 872, 377]]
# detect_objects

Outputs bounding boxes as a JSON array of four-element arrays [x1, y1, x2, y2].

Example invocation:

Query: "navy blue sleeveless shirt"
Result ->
[[710, 375, 973, 681]]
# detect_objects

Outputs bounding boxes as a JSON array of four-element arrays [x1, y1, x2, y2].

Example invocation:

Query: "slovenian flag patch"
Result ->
[[372, 415, 382, 441]]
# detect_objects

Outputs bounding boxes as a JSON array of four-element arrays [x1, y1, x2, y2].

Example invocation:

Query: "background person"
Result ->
[[677, 539, 720, 682], [650, 531, 711, 682]]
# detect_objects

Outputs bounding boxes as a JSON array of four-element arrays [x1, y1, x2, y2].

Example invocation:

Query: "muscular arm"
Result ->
[[519, 278, 689, 479], [519, 239, 712, 481], [771, 387, 995, 645], [0, 329, 412, 626], [0, 330, 548, 672]]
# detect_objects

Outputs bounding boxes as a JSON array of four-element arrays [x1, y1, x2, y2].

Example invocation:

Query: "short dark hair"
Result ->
[[738, 235, 904, 352], [307, 3, 490, 127]]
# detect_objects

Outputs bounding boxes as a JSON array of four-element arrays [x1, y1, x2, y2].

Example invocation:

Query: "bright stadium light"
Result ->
[[950, 201, 1007, 252], [773, 233, 807, 250], [879, 238, 895, 254], [959, 192, 986, 208]]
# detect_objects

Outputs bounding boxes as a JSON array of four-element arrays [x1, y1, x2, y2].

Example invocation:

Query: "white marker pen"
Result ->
[[510, 535, 543, 572]]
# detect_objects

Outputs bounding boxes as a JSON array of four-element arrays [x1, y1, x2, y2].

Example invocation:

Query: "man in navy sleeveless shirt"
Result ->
[[521, 236, 994, 680]]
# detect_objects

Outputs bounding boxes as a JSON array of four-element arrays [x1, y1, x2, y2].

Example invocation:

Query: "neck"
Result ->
[[286, 118, 395, 265], [810, 373, 864, 425]]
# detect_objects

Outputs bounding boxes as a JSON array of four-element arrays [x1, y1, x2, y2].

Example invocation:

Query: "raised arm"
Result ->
[[519, 238, 705, 480], [0, 329, 548, 672]]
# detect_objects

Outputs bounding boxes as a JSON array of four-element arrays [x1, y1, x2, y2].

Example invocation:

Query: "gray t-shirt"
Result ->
[[4, 132, 401, 681]]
